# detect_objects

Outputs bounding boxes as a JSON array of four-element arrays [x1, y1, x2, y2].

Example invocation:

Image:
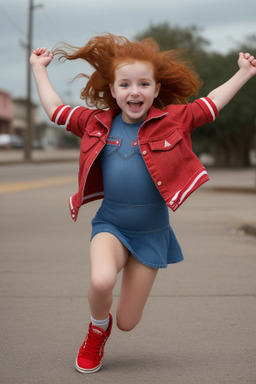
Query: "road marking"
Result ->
[[0, 177, 77, 195]]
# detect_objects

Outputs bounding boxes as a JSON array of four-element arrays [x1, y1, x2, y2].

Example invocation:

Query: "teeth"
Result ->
[[128, 101, 143, 111]]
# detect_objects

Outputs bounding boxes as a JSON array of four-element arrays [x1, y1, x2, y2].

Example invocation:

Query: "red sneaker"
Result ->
[[75, 314, 113, 374]]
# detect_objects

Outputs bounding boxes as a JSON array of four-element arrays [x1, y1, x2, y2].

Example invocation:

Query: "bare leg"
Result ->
[[116, 255, 158, 331], [88, 233, 129, 320]]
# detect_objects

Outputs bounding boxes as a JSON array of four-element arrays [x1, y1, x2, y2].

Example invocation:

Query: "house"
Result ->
[[0, 89, 12, 135], [0, 90, 78, 149], [12, 97, 40, 140]]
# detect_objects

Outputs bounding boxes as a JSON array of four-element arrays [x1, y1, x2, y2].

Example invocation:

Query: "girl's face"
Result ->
[[110, 61, 160, 124]]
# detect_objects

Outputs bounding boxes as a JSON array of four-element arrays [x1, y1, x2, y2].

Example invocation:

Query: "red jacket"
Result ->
[[52, 97, 218, 222]]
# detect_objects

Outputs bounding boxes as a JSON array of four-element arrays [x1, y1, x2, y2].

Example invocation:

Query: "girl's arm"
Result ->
[[207, 52, 256, 111], [30, 47, 63, 119]]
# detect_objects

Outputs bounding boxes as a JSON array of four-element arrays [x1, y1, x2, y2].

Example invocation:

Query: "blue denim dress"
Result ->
[[91, 114, 183, 268]]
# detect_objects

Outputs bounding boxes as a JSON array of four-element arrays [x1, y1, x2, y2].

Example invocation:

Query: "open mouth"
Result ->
[[128, 101, 143, 112]]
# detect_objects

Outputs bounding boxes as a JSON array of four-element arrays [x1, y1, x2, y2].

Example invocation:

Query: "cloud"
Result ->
[[0, 0, 255, 108]]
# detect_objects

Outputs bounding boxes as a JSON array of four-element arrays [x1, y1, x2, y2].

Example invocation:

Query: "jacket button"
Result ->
[[157, 181, 162, 186], [142, 150, 147, 155]]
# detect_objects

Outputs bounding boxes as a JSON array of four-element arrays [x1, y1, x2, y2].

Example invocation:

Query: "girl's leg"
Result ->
[[88, 232, 129, 320], [116, 255, 158, 331], [76, 233, 129, 374]]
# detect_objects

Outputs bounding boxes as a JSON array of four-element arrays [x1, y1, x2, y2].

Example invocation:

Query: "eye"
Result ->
[[120, 83, 129, 88], [141, 81, 150, 87]]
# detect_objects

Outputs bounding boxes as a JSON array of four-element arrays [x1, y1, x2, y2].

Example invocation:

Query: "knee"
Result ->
[[90, 273, 116, 296], [116, 313, 142, 332]]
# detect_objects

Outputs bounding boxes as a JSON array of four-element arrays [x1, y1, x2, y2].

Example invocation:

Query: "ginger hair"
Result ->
[[53, 33, 201, 110]]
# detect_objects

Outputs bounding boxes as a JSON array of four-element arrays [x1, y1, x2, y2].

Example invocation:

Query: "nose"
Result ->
[[130, 85, 140, 96]]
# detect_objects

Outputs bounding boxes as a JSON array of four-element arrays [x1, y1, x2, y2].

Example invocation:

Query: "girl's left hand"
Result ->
[[238, 52, 256, 77]]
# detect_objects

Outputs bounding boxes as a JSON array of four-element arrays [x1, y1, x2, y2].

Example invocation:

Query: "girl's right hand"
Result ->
[[30, 47, 54, 68]]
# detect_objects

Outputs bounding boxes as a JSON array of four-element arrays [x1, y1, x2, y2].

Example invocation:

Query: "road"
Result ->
[[0, 162, 255, 384]]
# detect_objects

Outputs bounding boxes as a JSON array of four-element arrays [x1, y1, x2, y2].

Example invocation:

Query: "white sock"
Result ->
[[91, 315, 110, 332]]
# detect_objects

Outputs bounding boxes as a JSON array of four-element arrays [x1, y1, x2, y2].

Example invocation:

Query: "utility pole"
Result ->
[[254, 118, 256, 188], [24, 0, 42, 161]]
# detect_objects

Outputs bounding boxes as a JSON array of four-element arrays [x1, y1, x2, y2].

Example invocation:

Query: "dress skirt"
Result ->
[[91, 198, 184, 269]]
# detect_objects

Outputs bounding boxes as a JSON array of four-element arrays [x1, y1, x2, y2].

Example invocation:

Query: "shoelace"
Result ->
[[81, 328, 105, 362]]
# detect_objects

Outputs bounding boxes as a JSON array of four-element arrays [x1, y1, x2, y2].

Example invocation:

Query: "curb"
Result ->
[[208, 187, 256, 194], [0, 158, 78, 166]]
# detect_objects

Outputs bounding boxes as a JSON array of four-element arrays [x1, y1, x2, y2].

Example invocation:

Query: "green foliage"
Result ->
[[135, 22, 209, 54], [134, 23, 256, 167]]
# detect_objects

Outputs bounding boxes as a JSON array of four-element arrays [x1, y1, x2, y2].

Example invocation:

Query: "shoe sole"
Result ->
[[75, 357, 102, 374]]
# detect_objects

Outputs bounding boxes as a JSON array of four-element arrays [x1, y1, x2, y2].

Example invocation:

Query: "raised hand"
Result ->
[[30, 47, 54, 68]]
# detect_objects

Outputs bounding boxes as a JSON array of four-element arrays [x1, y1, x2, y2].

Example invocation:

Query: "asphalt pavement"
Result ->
[[0, 151, 256, 384]]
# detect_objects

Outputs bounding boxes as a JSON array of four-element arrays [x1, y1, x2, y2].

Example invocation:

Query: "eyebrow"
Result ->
[[117, 77, 153, 82]]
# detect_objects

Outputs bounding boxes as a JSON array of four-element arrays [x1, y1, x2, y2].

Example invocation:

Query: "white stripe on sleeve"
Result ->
[[64, 106, 80, 129], [55, 105, 70, 124], [200, 98, 216, 120]]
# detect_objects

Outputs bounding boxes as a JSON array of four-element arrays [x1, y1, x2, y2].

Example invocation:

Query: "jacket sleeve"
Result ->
[[51, 105, 97, 138], [171, 97, 219, 134]]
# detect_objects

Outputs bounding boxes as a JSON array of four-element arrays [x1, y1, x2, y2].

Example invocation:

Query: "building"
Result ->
[[0, 90, 78, 149], [0, 89, 12, 135], [12, 98, 40, 139]]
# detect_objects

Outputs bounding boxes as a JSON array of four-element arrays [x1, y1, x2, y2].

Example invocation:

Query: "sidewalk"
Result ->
[[206, 168, 256, 236], [0, 148, 80, 165]]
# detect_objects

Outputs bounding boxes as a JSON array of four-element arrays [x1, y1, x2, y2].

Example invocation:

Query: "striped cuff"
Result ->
[[198, 97, 219, 121], [51, 105, 81, 129]]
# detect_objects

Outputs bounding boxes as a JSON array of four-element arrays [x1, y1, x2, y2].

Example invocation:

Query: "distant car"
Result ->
[[0, 134, 11, 147], [0, 134, 23, 148]]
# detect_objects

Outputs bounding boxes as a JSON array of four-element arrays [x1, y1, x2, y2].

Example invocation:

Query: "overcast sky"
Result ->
[[1, 0, 256, 117]]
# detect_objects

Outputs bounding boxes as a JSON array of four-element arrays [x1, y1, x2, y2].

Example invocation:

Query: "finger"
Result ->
[[251, 58, 256, 67], [46, 49, 53, 57], [32, 47, 45, 56], [32, 48, 41, 54]]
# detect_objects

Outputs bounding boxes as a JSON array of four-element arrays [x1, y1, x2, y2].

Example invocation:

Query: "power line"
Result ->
[[35, 10, 60, 47], [40, 6, 63, 42], [0, 4, 26, 37]]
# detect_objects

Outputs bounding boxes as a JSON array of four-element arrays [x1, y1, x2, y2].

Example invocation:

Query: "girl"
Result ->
[[30, 34, 256, 374]]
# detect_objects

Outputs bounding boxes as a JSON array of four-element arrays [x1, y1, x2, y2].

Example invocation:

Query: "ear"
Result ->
[[154, 83, 161, 98], [109, 84, 116, 98]]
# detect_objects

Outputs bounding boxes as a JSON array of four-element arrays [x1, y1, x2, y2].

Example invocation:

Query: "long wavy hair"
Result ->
[[53, 33, 201, 110]]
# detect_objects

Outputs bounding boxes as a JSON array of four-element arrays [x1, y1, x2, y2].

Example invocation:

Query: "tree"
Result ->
[[195, 49, 256, 167], [134, 23, 256, 167], [135, 22, 209, 54]]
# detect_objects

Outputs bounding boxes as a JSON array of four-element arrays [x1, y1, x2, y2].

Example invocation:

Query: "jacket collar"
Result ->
[[94, 105, 168, 131], [95, 109, 120, 131], [145, 105, 169, 121]]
